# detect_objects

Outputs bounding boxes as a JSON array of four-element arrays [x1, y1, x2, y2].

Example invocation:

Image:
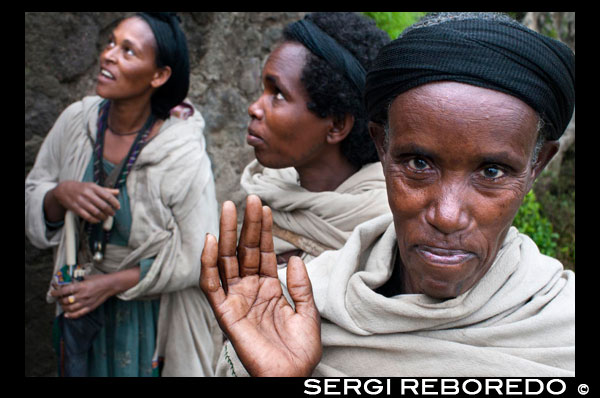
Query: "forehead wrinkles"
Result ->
[[266, 43, 308, 74], [406, 83, 533, 122], [389, 83, 539, 146]]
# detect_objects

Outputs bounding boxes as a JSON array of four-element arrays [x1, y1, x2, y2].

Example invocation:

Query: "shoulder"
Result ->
[[59, 95, 102, 121], [336, 161, 386, 193], [43, 96, 101, 147], [163, 105, 206, 145], [139, 107, 209, 169], [52, 96, 103, 135]]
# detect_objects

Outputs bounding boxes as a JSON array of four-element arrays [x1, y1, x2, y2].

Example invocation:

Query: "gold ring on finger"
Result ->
[[68, 295, 76, 304]]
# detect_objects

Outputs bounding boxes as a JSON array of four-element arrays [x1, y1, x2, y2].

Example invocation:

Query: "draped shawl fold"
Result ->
[[25, 96, 222, 376], [240, 159, 390, 263], [216, 214, 574, 377]]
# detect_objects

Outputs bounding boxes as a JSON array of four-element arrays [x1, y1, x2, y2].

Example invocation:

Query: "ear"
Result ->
[[326, 114, 354, 145], [151, 65, 172, 89], [368, 121, 387, 162], [531, 140, 559, 181]]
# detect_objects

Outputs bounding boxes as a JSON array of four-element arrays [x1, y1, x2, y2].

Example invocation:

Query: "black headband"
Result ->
[[365, 17, 575, 140], [286, 18, 366, 93], [137, 12, 190, 119]]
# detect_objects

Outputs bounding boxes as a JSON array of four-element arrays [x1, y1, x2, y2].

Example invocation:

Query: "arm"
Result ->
[[26, 102, 77, 248], [26, 100, 120, 249], [43, 181, 120, 224], [200, 195, 322, 377]]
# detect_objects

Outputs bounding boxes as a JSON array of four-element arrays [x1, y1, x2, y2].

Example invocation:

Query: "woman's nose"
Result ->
[[425, 181, 471, 235], [248, 97, 264, 120], [101, 45, 117, 64]]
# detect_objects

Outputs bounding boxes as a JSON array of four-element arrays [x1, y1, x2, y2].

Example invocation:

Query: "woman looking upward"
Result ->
[[25, 13, 220, 376]]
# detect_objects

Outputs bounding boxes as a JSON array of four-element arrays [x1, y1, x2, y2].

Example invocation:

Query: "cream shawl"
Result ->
[[240, 159, 390, 263], [25, 96, 222, 376], [216, 213, 575, 377]]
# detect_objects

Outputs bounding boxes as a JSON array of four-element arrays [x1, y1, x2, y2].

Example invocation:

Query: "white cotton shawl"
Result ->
[[215, 214, 575, 377], [25, 96, 222, 376], [240, 159, 390, 262]]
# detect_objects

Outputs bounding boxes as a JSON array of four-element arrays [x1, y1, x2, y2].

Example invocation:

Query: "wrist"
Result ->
[[43, 186, 66, 223], [107, 267, 141, 295]]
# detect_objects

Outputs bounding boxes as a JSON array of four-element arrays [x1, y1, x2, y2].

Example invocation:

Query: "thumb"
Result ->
[[286, 256, 318, 317]]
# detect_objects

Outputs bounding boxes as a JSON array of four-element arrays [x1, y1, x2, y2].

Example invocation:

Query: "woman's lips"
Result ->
[[416, 245, 475, 265], [246, 129, 264, 147], [97, 68, 116, 82]]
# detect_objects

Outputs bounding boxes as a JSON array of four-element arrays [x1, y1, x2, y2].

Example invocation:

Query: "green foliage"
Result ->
[[533, 143, 575, 271], [362, 12, 427, 39], [513, 190, 559, 258]]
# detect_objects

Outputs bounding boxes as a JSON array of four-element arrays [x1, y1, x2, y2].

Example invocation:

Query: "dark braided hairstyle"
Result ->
[[137, 12, 190, 119], [283, 12, 390, 168]]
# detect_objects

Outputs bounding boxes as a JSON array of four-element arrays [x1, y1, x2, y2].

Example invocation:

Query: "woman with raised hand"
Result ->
[[201, 12, 575, 377]]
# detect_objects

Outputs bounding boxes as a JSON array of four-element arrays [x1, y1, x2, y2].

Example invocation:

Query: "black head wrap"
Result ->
[[136, 12, 190, 119], [286, 17, 366, 93], [365, 14, 575, 141]]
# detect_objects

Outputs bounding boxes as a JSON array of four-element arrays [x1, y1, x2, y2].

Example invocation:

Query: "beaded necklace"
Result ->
[[88, 99, 157, 262]]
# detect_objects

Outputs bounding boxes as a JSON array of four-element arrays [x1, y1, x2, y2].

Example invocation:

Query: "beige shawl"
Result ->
[[240, 159, 390, 263], [216, 213, 574, 377], [25, 96, 222, 376]]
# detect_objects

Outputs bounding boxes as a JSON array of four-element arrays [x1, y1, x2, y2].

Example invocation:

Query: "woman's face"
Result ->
[[247, 42, 332, 169], [96, 17, 162, 101], [377, 82, 549, 299]]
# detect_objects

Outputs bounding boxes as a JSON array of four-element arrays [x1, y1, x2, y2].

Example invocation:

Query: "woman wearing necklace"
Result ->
[[25, 13, 221, 376]]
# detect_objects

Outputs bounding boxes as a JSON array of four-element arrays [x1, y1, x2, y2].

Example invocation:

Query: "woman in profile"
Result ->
[[242, 12, 391, 267]]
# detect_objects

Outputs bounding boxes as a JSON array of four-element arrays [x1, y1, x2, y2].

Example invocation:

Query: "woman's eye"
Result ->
[[481, 166, 505, 179], [275, 92, 285, 101], [124, 47, 135, 56], [407, 158, 430, 171]]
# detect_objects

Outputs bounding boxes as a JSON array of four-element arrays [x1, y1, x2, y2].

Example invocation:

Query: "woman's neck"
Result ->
[[107, 99, 153, 135], [295, 150, 359, 192]]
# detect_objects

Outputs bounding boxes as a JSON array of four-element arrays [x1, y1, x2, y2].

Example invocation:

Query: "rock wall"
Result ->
[[24, 11, 305, 376]]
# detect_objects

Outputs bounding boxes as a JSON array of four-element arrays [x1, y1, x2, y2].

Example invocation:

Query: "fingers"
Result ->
[[63, 308, 89, 319], [98, 187, 121, 210], [50, 284, 84, 318], [77, 208, 102, 224], [286, 256, 318, 318], [259, 205, 278, 278], [83, 185, 120, 221], [61, 297, 82, 317], [88, 190, 119, 216], [50, 282, 76, 299], [68, 184, 120, 224], [206, 195, 280, 299], [62, 299, 92, 319], [200, 233, 227, 307], [238, 195, 263, 277], [218, 201, 240, 292]]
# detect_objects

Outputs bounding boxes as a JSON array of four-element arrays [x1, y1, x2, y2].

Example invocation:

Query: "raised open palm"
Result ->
[[200, 195, 322, 376]]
